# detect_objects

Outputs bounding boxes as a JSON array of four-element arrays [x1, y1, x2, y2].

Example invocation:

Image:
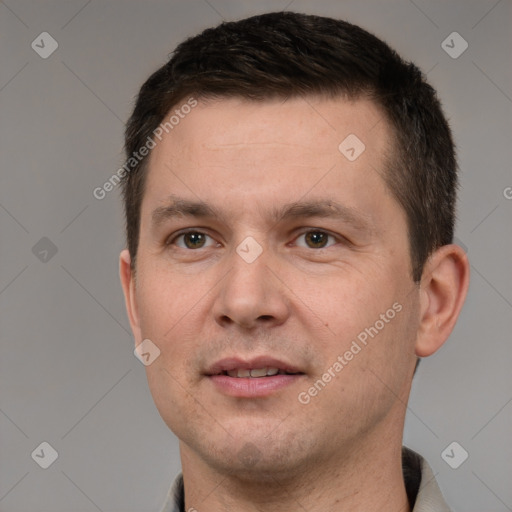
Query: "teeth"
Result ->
[[250, 368, 268, 378], [226, 367, 281, 378]]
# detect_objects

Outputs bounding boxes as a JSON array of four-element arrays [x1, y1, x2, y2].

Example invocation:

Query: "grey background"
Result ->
[[1, 0, 511, 511]]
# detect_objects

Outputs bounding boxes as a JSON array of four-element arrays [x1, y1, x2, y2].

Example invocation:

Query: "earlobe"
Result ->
[[415, 244, 470, 357], [119, 249, 142, 344]]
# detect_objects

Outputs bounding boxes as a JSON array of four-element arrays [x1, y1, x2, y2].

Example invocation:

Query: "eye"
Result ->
[[295, 230, 337, 249], [170, 231, 217, 250]]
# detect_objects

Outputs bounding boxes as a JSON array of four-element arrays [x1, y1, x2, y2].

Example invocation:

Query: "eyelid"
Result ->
[[291, 228, 348, 248], [164, 227, 349, 249], [165, 228, 219, 248]]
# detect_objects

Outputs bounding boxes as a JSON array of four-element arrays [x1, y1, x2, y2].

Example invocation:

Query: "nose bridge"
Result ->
[[235, 239, 272, 285], [213, 238, 289, 328], [227, 240, 271, 306]]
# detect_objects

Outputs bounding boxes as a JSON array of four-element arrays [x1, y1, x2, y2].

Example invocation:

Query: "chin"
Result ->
[[214, 451, 306, 484], [195, 429, 316, 484]]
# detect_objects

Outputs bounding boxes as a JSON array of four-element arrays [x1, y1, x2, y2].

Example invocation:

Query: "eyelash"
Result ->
[[166, 229, 343, 250], [167, 230, 219, 250]]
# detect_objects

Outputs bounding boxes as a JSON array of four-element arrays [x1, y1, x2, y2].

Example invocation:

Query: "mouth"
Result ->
[[204, 356, 306, 397], [219, 367, 302, 378]]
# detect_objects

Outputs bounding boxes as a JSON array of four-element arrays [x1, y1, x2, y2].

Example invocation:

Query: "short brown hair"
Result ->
[[122, 11, 457, 282]]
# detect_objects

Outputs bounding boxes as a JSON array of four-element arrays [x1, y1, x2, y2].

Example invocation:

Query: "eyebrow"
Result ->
[[273, 200, 372, 232], [151, 196, 223, 228], [151, 195, 372, 232]]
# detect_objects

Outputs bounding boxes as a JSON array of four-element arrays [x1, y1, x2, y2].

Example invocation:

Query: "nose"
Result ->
[[212, 247, 290, 330]]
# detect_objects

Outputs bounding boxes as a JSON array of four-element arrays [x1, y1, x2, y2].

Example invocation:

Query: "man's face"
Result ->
[[123, 96, 421, 479]]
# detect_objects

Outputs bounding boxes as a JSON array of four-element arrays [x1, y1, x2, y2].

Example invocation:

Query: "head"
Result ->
[[119, 12, 468, 482], [123, 11, 457, 282]]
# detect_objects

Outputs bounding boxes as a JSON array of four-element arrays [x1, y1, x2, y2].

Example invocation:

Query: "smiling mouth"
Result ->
[[206, 359, 305, 397], [219, 368, 303, 378]]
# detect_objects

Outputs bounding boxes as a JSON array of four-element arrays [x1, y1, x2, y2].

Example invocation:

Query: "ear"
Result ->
[[415, 244, 470, 357], [119, 249, 142, 345]]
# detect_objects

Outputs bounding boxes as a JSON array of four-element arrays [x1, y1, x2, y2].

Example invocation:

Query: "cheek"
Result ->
[[288, 261, 398, 334], [307, 299, 418, 425], [135, 267, 229, 379], [136, 267, 203, 333], [144, 365, 199, 442], [350, 296, 419, 401], [294, 261, 415, 377], [134, 274, 200, 380]]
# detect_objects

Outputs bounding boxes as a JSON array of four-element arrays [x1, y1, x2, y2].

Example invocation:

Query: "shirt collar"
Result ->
[[159, 447, 450, 512]]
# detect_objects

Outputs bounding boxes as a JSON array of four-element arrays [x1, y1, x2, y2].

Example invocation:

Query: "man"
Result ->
[[119, 11, 469, 512]]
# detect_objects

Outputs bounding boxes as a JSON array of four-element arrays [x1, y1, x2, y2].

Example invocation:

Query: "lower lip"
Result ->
[[208, 374, 304, 397]]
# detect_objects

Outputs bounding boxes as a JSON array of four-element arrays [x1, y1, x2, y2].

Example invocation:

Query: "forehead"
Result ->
[[142, 95, 395, 221], [152, 95, 388, 158]]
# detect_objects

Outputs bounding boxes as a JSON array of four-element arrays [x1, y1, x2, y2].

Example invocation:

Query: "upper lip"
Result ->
[[204, 356, 303, 376]]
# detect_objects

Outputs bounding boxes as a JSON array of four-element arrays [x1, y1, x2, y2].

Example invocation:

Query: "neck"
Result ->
[[179, 418, 410, 512]]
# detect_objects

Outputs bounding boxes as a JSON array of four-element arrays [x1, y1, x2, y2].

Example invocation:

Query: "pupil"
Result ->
[[185, 233, 205, 249], [306, 232, 327, 248]]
